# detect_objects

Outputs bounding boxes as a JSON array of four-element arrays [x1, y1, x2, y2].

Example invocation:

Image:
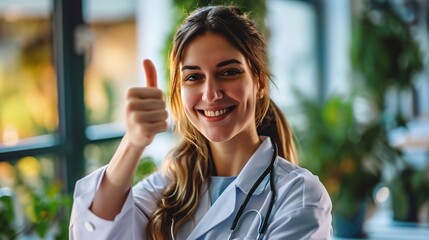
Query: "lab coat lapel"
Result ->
[[236, 137, 274, 195], [187, 183, 237, 240], [186, 137, 274, 239]]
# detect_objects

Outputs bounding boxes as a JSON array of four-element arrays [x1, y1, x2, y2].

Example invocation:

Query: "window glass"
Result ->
[[84, 140, 121, 173], [84, 139, 159, 185], [267, 0, 317, 118], [83, 0, 137, 126], [82, 0, 176, 162], [0, 0, 57, 146], [84, 132, 177, 174]]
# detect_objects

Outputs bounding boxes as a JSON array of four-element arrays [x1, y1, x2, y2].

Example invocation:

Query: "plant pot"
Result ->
[[392, 186, 419, 222], [333, 200, 367, 238]]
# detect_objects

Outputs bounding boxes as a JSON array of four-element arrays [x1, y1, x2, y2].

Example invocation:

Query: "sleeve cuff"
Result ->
[[69, 166, 137, 239]]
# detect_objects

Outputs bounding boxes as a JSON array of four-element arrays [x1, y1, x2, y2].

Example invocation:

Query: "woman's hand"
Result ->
[[125, 59, 168, 149]]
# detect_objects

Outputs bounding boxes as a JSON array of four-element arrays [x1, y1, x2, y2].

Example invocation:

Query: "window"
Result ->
[[82, 0, 175, 171], [267, 0, 325, 127], [0, 0, 56, 146], [0, 0, 84, 194]]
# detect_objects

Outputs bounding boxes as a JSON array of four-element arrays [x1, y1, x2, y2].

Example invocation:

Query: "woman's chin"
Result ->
[[202, 131, 233, 143]]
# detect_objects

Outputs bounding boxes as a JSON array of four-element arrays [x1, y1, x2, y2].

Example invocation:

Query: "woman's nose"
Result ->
[[202, 77, 223, 102]]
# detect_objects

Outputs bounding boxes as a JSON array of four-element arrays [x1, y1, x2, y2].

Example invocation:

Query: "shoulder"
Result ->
[[274, 157, 332, 210], [130, 170, 171, 217], [266, 158, 333, 239]]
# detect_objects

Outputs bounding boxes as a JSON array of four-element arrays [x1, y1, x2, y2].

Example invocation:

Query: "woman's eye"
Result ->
[[221, 69, 242, 77], [185, 74, 203, 81]]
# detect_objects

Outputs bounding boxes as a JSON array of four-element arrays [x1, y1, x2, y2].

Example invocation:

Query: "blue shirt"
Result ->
[[209, 176, 237, 205]]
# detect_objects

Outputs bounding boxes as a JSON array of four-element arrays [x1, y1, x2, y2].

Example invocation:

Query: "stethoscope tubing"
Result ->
[[170, 139, 279, 240], [230, 140, 278, 239]]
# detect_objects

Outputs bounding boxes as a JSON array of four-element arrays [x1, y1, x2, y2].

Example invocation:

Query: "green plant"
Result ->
[[0, 183, 71, 240], [390, 165, 429, 222], [350, 0, 423, 111], [133, 157, 158, 185], [0, 155, 158, 240], [170, 0, 266, 33], [29, 183, 71, 239], [296, 94, 395, 219], [350, 0, 426, 223], [0, 156, 70, 239], [0, 192, 17, 239]]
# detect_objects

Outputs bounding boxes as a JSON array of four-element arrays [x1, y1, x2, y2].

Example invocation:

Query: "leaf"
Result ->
[[133, 157, 158, 185]]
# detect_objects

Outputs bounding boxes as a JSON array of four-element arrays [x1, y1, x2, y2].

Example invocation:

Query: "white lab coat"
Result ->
[[69, 137, 332, 239]]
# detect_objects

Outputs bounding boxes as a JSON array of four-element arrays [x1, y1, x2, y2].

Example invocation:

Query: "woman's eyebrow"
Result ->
[[216, 59, 242, 67], [181, 65, 200, 71], [181, 59, 242, 71]]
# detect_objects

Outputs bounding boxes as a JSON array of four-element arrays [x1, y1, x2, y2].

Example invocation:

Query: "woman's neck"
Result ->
[[209, 132, 261, 176]]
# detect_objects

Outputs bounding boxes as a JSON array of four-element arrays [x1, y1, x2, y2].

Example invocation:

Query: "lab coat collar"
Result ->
[[186, 180, 236, 239], [235, 136, 275, 195], [186, 137, 275, 240]]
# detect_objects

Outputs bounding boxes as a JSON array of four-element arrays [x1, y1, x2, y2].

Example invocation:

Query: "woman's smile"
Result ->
[[197, 105, 237, 121]]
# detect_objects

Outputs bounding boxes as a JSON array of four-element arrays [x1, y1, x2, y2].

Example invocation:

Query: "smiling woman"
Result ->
[[70, 5, 332, 240], [180, 32, 260, 148]]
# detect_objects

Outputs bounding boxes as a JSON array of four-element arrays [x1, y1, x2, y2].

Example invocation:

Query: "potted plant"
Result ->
[[350, 0, 426, 224], [296, 93, 395, 238], [389, 164, 429, 222]]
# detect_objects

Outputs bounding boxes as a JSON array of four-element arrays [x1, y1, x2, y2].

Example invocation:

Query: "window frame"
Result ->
[[0, 0, 124, 192]]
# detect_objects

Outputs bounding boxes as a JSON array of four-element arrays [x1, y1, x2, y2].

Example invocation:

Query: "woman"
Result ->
[[70, 5, 332, 240]]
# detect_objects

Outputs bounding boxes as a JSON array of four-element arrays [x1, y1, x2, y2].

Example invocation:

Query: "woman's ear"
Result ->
[[257, 74, 266, 99]]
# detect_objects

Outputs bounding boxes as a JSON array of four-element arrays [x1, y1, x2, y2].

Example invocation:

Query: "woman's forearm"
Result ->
[[90, 135, 144, 220]]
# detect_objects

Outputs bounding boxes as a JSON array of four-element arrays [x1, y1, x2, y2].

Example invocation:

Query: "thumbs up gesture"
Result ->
[[125, 59, 168, 149]]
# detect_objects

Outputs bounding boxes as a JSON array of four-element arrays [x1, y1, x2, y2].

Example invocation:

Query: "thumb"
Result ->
[[143, 59, 158, 88]]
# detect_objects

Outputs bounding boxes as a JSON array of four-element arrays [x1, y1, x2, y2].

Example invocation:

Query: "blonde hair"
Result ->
[[147, 6, 297, 239]]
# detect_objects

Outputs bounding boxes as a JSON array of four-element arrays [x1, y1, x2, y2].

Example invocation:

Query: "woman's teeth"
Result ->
[[204, 108, 227, 117]]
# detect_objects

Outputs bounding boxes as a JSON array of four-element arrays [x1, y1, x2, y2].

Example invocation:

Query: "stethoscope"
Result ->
[[228, 141, 278, 240], [170, 141, 278, 240]]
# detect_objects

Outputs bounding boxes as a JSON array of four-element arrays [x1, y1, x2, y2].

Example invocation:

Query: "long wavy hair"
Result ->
[[147, 5, 297, 239]]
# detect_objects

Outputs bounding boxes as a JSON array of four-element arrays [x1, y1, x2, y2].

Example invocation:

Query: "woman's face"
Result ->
[[180, 32, 262, 143]]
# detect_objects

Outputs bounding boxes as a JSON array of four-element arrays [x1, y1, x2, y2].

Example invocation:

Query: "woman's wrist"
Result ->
[[105, 134, 145, 190]]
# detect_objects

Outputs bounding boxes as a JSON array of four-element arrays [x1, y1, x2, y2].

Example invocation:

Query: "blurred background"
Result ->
[[0, 0, 428, 239]]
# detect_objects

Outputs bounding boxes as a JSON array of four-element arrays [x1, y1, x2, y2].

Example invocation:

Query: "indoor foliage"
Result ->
[[350, 0, 426, 223]]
